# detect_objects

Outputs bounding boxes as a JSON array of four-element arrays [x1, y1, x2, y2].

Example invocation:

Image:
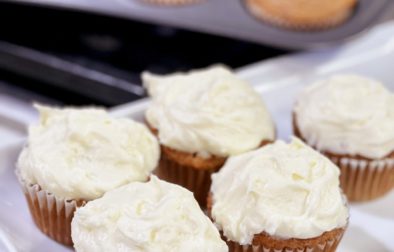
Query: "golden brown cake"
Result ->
[[245, 0, 357, 30], [142, 0, 202, 6]]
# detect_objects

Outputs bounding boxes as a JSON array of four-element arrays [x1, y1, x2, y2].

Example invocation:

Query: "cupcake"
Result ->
[[245, 0, 357, 30], [209, 138, 349, 252], [293, 75, 394, 201], [142, 65, 275, 206], [141, 0, 202, 6], [71, 175, 228, 252], [16, 105, 160, 246]]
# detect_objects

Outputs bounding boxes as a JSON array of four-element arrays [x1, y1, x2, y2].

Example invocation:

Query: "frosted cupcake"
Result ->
[[293, 75, 394, 201], [143, 65, 275, 206], [16, 105, 159, 245], [245, 0, 357, 30], [71, 176, 228, 252], [209, 138, 349, 252]]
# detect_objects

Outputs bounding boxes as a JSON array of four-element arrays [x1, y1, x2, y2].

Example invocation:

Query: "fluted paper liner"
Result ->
[[226, 229, 345, 252], [326, 155, 394, 202], [16, 170, 85, 246], [156, 153, 221, 206]]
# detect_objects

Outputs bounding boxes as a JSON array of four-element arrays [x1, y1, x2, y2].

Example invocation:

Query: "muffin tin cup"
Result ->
[[155, 152, 221, 207], [15, 170, 85, 246], [326, 154, 394, 202]]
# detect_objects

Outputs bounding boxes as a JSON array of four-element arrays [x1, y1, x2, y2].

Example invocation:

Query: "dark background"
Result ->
[[0, 2, 288, 106]]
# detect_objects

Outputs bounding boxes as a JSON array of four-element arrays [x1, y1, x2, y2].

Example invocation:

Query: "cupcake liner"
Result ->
[[141, 0, 203, 6], [16, 170, 85, 246], [227, 228, 345, 252], [156, 152, 222, 207], [244, 0, 354, 31], [327, 155, 394, 202]]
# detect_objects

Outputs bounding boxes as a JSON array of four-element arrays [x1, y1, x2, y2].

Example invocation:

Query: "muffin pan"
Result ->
[[11, 0, 394, 49]]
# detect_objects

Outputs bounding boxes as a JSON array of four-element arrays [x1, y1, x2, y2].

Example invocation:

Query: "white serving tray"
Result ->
[[1, 21, 394, 252]]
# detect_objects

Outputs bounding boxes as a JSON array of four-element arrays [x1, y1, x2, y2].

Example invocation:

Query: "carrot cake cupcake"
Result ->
[[142, 65, 275, 206], [71, 176, 228, 252], [293, 74, 394, 201], [245, 0, 357, 30], [209, 138, 349, 252], [16, 105, 160, 245]]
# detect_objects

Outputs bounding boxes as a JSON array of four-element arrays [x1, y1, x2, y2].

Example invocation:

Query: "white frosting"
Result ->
[[72, 176, 228, 252], [143, 65, 275, 157], [295, 74, 394, 159], [211, 138, 348, 244], [17, 105, 160, 200]]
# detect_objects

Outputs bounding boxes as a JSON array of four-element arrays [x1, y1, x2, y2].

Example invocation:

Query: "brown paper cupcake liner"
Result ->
[[141, 0, 203, 6], [156, 153, 222, 207], [244, 0, 354, 31], [227, 228, 345, 252], [16, 170, 85, 246], [327, 155, 394, 202]]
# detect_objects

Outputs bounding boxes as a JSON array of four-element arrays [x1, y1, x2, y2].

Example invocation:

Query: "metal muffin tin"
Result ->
[[10, 0, 394, 49]]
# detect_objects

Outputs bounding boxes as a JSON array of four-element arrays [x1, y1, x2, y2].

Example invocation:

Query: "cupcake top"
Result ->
[[294, 74, 394, 159], [143, 65, 275, 158], [71, 176, 228, 252], [17, 105, 160, 200], [210, 138, 348, 244], [246, 0, 356, 28]]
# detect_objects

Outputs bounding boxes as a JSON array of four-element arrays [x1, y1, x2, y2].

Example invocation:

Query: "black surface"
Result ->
[[0, 2, 289, 106]]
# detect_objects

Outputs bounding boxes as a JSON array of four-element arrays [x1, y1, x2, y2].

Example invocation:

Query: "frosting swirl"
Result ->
[[17, 105, 159, 200], [211, 138, 348, 244], [72, 176, 228, 252], [143, 65, 275, 157], [294, 74, 394, 159]]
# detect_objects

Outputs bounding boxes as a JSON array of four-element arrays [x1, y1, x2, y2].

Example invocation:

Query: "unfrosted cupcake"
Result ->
[[293, 75, 394, 201], [143, 65, 275, 206], [71, 175, 228, 252], [16, 105, 159, 245], [209, 138, 349, 252], [245, 0, 357, 30], [141, 0, 201, 5]]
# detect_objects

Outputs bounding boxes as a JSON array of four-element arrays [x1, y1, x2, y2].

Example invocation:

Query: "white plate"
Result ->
[[1, 21, 394, 252]]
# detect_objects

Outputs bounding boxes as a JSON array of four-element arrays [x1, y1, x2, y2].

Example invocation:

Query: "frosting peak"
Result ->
[[210, 138, 348, 244], [294, 74, 394, 159], [72, 176, 228, 252], [143, 65, 275, 157], [17, 105, 160, 200]]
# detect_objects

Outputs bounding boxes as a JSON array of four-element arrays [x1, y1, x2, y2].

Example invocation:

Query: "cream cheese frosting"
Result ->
[[294, 74, 394, 159], [71, 176, 228, 252], [210, 138, 348, 244], [17, 105, 160, 200], [143, 65, 275, 158]]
